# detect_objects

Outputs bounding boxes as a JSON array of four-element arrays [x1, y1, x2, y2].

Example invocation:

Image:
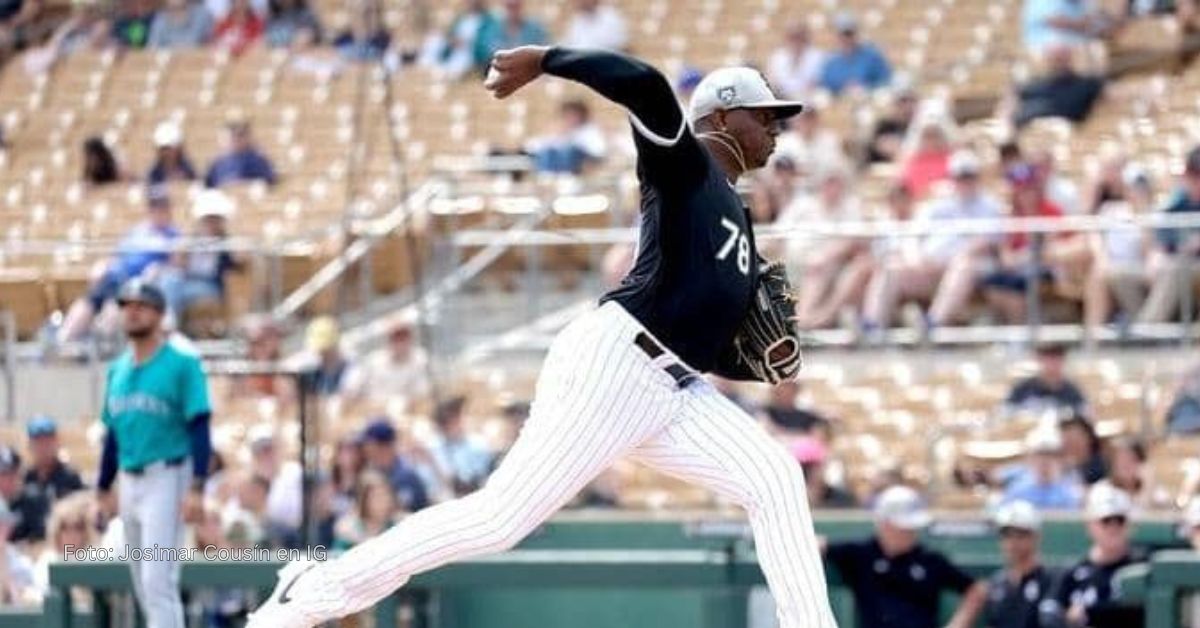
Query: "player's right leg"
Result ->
[[248, 303, 679, 628], [629, 378, 838, 628]]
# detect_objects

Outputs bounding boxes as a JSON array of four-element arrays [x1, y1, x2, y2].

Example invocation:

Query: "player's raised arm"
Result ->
[[485, 46, 684, 146]]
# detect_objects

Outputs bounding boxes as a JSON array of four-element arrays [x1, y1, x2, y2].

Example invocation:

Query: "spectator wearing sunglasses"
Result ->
[[1040, 484, 1147, 628]]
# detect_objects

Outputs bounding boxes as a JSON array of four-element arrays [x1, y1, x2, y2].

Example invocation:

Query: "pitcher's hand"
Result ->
[[484, 46, 550, 99]]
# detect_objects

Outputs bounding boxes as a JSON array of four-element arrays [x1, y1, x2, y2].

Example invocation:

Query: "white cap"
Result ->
[[833, 11, 859, 33], [948, 150, 981, 178], [154, 121, 183, 147], [687, 67, 806, 123], [1122, 161, 1149, 188], [1085, 484, 1133, 521], [994, 500, 1042, 532], [1184, 496, 1200, 529], [873, 485, 932, 530], [1024, 426, 1063, 454], [192, 189, 236, 220], [246, 423, 276, 450]]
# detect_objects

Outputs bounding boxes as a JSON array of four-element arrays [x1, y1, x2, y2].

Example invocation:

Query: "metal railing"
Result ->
[[446, 210, 1200, 352]]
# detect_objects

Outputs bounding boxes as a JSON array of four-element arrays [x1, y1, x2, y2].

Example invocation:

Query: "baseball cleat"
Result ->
[[246, 559, 321, 628]]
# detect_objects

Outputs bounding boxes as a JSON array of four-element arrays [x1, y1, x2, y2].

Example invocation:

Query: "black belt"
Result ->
[[125, 457, 186, 476], [634, 332, 698, 389]]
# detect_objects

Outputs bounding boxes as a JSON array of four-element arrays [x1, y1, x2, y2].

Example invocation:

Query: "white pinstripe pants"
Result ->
[[299, 302, 837, 628]]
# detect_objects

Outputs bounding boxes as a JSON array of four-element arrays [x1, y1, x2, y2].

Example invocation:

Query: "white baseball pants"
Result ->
[[292, 302, 836, 628], [119, 460, 189, 628]]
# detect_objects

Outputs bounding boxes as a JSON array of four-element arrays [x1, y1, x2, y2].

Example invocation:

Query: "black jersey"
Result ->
[[542, 48, 757, 372], [825, 538, 975, 628], [982, 565, 1056, 628], [1039, 548, 1148, 628]]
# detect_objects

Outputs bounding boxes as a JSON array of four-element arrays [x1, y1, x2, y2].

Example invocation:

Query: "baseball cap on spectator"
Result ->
[[1024, 426, 1062, 454], [1006, 162, 1040, 187], [1122, 162, 1150, 189], [116, 279, 167, 311], [225, 109, 251, 133], [363, 418, 397, 444], [192, 189, 236, 221], [688, 68, 806, 123], [0, 446, 20, 473], [27, 416, 57, 438], [247, 424, 275, 452], [146, 184, 171, 209], [305, 317, 340, 353], [948, 150, 981, 179], [873, 485, 932, 530], [993, 500, 1042, 533], [1086, 484, 1133, 521], [790, 436, 828, 465], [833, 11, 858, 34], [154, 121, 183, 148], [1184, 496, 1200, 529], [676, 66, 704, 94]]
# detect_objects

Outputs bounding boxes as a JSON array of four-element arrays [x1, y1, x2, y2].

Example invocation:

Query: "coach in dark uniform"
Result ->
[[1040, 484, 1146, 628], [823, 485, 986, 628], [957, 500, 1056, 628], [20, 416, 85, 540], [1036, 487, 1147, 628]]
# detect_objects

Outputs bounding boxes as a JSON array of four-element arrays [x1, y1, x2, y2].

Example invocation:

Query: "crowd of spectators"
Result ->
[[749, 106, 1200, 341], [7, 0, 1200, 344], [5, 321, 1200, 624]]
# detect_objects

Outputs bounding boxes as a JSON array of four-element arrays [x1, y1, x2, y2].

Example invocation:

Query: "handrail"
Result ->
[[0, 311, 14, 422], [448, 211, 1200, 247], [270, 181, 442, 321], [339, 209, 551, 353]]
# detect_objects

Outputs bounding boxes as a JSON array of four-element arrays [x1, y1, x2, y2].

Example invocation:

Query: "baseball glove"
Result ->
[[715, 260, 804, 385]]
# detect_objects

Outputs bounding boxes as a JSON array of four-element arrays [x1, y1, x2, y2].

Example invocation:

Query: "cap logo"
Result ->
[[717, 86, 738, 106]]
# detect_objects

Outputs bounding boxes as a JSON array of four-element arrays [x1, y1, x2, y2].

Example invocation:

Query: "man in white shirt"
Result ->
[[343, 320, 431, 407], [245, 426, 303, 543], [861, 150, 1003, 331], [0, 501, 36, 605], [771, 108, 847, 186], [561, 0, 627, 51], [766, 21, 825, 100]]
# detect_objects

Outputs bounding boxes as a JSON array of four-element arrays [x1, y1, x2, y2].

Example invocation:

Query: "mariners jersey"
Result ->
[[543, 47, 757, 373], [101, 337, 211, 471]]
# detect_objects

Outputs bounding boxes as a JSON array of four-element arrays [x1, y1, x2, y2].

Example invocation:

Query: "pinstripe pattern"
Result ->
[[630, 381, 836, 628], [248, 302, 835, 628]]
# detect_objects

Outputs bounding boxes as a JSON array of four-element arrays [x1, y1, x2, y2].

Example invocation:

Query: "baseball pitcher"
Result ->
[[250, 46, 836, 628]]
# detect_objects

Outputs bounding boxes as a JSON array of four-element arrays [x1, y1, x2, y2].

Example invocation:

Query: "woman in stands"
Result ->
[[333, 471, 404, 551], [82, 137, 126, 187]]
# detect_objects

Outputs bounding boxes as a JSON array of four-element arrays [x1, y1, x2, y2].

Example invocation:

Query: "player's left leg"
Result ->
[[249, 303, 680, 627], [137, 464, 188, 628], [629, 378, 837, 628]]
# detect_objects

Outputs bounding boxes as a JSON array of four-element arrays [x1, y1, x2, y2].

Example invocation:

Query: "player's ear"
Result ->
[[713, 109, 728, 132]]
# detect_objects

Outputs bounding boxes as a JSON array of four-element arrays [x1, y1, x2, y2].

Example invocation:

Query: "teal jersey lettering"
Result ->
[[101, 338, 211, 471]]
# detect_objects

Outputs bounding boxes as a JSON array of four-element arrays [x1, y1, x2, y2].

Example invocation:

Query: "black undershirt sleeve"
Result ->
[[540, 47, 706, 187], [541, 47, 683, 141]]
